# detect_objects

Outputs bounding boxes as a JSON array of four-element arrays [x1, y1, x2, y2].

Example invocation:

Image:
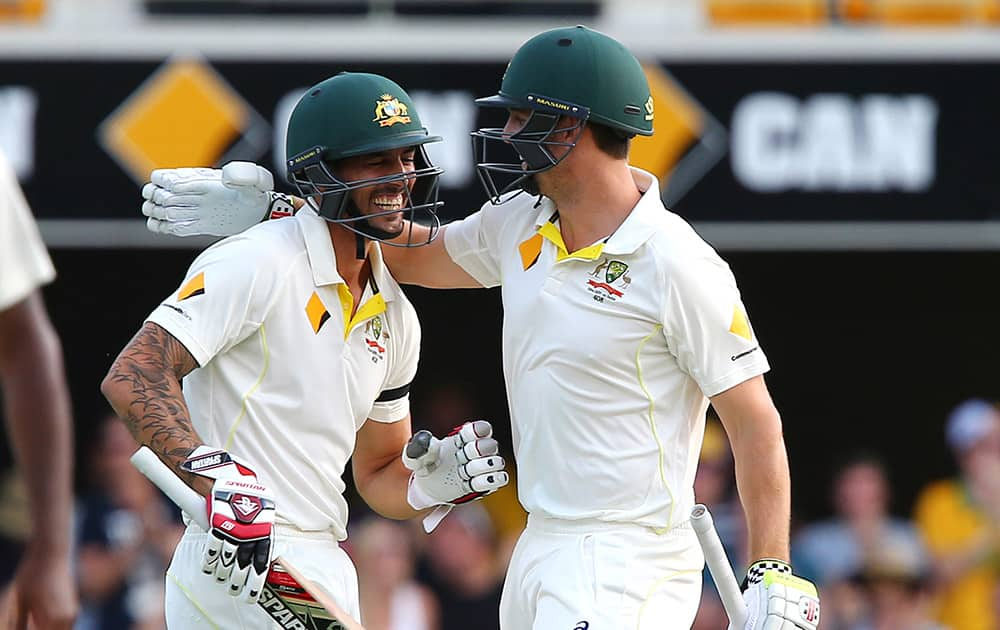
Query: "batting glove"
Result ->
[[141, 162, 294, 237], [181, 446, 276, 604], [734, 559, 820, 630], [402, 421, 509, 533]]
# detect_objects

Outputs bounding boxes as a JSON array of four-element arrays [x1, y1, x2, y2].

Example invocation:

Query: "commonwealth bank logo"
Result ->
[[631, 65, 727, 208], [99, 56, 270, 183]]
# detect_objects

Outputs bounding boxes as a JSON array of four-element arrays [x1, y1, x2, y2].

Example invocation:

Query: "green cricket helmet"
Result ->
[[285, 72, 443, 247], [472, 25, 653, 202]]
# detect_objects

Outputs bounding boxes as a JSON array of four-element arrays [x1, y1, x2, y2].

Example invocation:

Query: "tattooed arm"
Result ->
[[100, 321, 212, 496]]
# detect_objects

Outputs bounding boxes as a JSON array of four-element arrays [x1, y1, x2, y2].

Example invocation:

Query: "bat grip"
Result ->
[[691, 504, 748, 628], [130, 446, 210, 530]]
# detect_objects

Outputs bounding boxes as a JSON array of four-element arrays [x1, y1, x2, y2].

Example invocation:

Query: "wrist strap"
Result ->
[[181, 446, 256, 481], [743, 558, 792, 590], [406, 475, 454, 534]]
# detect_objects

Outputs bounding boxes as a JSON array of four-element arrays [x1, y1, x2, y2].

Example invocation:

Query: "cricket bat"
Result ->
[[130, 446, 365, 630], [690, 503, 748, 628]]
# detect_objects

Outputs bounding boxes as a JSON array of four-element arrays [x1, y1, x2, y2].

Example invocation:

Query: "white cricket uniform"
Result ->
[[0, 150, 55, 310], [444, 168, 769, 629], [147, 206, 420, 628]]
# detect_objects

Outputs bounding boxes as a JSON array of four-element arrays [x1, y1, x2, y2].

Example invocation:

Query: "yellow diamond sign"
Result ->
[[630, 64, 728, 207], [100, 58, 262, 183]]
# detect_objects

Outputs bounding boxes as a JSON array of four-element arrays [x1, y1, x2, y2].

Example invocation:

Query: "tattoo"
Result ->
[[105, 322, 202, 477]]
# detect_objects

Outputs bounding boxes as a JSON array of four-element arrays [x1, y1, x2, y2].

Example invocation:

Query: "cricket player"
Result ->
[[140, 27, 821, 630], [0, 148, 77, 629], [102, 72, 509, 629]]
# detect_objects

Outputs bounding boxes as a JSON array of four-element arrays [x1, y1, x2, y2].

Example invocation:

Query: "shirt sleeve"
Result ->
[[0, 152, 55, 310], [368, 298, 421, 423], [145, 235, 283, 366], [660, 246, 770, 397], [442, 202, 510, 288]]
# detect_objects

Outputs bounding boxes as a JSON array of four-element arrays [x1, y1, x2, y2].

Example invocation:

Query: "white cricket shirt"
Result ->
[[445, 168, 769, 531], [147, 207, 420, 540], [0, 151, 55, 310]]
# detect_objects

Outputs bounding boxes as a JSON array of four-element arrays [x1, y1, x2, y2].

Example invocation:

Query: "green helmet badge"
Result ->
[[372, 94, 411, 127]]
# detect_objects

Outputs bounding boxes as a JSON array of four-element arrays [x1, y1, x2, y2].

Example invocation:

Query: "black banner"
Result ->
[[2, 59, 998, 224]]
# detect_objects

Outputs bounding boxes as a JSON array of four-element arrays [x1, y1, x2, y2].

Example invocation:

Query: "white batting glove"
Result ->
[[733, 560, 820, 630], [181, 446, 276, 604], [141, 162, 291, 237], [402, 421, 509, 533]]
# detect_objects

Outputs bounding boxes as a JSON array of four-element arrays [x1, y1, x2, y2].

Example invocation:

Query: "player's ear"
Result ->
[[553, 115, 582, 140]]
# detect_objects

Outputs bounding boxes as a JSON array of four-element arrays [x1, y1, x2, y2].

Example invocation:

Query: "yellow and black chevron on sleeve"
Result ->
[[178, 272, 206, 301], [305, 291, 331, 334]]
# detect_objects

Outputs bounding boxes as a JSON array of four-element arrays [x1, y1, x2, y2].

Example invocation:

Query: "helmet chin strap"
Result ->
[[520, 175, 540, 196]]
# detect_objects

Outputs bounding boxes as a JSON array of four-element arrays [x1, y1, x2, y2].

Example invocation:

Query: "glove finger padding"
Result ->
[[202, 533, 224, 574], [454, 420, 492, 443], [146, 217, 197, 236], [402, 430, 440, 473], [243, 539, 271, 604], [150, 167, 204, 187], [213, 536, 239, 584], [459, 437, 499, 464], [228, 545, 253, 597], [151, 167, 220, 190], [469, 470, 509, 494], [222, 161, 274, 191], [462, 455, 505, 479]]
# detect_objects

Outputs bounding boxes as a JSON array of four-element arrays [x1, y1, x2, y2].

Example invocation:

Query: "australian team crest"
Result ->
[[373, 94, 411, 127], [364, 315, 388, 362], [586, 258, 632, 303], [605, 260, 628, 283]]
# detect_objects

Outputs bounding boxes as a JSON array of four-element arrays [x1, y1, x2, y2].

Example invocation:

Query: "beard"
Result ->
[[344, 199, 406, 241]]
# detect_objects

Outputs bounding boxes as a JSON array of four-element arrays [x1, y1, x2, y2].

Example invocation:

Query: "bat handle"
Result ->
[[691, 504, 748, 628], [130, 446, 210, 530]]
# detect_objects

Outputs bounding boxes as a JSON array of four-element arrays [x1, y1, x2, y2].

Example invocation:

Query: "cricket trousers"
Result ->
[[165, 523, 361, 629], [500, 514, 704, 630]]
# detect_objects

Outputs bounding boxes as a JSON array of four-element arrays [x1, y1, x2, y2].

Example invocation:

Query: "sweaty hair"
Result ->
[[589, 122, 632, 160]]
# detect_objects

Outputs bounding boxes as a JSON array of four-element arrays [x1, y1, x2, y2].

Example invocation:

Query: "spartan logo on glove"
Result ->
[[230, 494, 264, 522]]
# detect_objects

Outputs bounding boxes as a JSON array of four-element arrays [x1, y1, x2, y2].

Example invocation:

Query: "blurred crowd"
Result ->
[[1, 387, 997, 629], [694, 399, 1000, 630]]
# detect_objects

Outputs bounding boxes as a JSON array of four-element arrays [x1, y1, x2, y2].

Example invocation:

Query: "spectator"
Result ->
[[914, 399, 1000, 630], [0, 146, 77, 628], [419, 503, 503, 630], [793, 451, 926, 630], [795, 452, 925, 585], [75, 415, 183, 630], [352, 516, 438, 630], [850, 546, 945, 630]]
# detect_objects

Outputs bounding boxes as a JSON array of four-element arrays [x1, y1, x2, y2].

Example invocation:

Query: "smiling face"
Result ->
[[332, 146, 418, 237]]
